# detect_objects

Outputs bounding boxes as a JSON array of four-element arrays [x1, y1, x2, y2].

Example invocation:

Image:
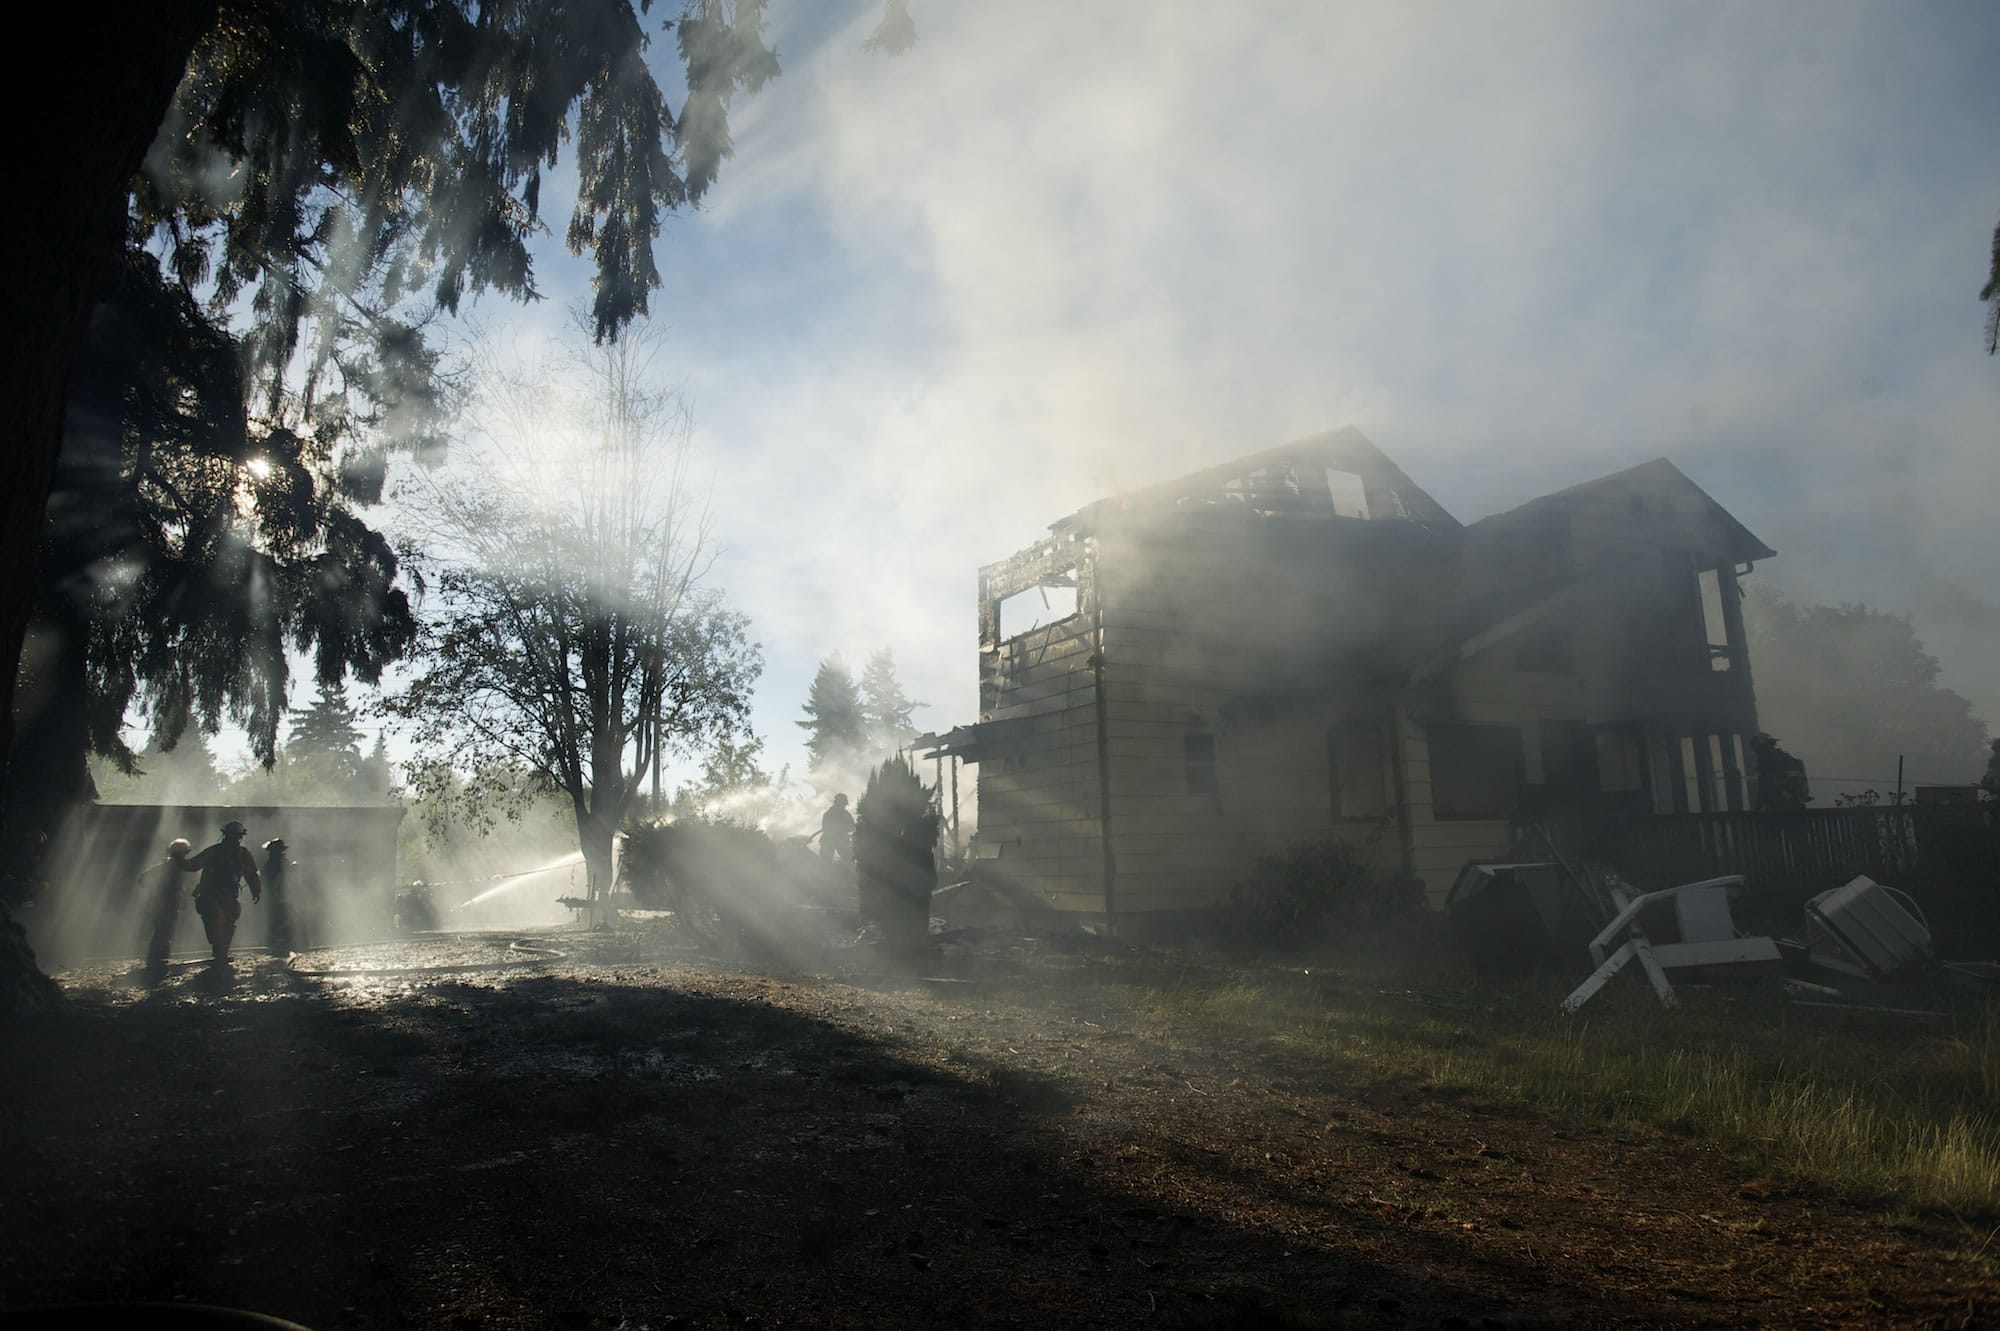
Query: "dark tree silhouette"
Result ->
[[287, 680, 367, 783], [1744, 588, 1990, 792], [853, 753, 937, 949], [1983, 213, 1999, 355], [1, 0, 783, 808], [8, 250, 416, 830]]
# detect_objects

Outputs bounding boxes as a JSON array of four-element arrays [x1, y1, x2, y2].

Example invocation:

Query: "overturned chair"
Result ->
[[1561, 874, 1781, 1013]]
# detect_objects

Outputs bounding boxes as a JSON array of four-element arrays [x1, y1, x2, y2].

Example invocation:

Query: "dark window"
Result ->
[[1698, 568, 1733, 671], [1538, 720, 1598, 793], [1515, 626, 1574, 674], [1185, 733, 1219, 802], [1428, 724, 1526, 820], [1327, 724, 1388, 820]]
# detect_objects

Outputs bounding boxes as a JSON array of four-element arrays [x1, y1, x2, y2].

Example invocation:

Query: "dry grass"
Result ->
[[1139, 957, 2000, 1218]]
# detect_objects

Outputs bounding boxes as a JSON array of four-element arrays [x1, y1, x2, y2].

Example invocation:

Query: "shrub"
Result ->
[[854, 755, 939, 949], [1228, 835, 1425, 952], [618, 816, 777, 937]]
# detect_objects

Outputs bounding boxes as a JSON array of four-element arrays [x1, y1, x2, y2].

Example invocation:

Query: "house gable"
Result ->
[[1471, 457, 1775, 569], [1058, 425, 1460, 536]]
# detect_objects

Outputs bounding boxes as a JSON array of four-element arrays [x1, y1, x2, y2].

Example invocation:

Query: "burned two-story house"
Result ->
[[938, 426, 1775, 931]]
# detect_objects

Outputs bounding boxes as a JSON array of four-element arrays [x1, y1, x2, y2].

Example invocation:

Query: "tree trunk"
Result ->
[[578, 811, 617, 929], [0, 5, 218, 825], [6, 610, 99, 838]]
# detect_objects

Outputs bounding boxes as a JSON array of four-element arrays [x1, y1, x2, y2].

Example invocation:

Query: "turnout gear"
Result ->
[[141, 839, 194, 969], [819, 794, 855, 865], [186, 823, 262, 964]]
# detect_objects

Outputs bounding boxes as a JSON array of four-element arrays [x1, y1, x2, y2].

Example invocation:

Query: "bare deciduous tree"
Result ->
[[391, 319, 759, 917]]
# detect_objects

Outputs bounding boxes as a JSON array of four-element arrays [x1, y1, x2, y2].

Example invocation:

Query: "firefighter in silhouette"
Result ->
[[1750, 733, 1812, 811], [819, 793, 855, 865], [262, 838, 294, 956], [140, 838, 194, 971], [185, 821, 261, 965]]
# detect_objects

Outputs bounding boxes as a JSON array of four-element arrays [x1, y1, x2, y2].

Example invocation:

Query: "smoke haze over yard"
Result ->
[[420, 0, 1998, 784]]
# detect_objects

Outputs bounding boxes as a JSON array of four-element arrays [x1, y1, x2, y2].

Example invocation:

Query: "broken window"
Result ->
[[1428, 724, 1525, 820], [1327, 723, 1388, 820], [1698, 568, 1733, 671], [1325, 468, 1370, 519], [996, 576, 1079, 640], [1538, 720, 1598, 793], [1221, 464, 1374, 519], [1184, 732, 1219, 805]]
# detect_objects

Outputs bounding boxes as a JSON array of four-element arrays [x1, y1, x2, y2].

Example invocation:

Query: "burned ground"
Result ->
[[1, 929, 1994, 1329]]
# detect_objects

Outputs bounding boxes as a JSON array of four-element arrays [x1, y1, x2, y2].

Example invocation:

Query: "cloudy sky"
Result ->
[[365, 0, 2000, 786]]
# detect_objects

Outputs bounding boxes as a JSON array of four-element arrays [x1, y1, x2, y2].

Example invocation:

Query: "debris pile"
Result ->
[[1447, 858, 1968, 1013]]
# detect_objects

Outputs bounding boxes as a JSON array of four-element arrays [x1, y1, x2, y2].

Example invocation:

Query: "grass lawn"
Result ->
[[1138, 942, 2000, 1220]]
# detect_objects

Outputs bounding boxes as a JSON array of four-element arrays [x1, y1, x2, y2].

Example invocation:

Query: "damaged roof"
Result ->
[[982, 431, 1776, 719], [1054, 425, 1461, 536]]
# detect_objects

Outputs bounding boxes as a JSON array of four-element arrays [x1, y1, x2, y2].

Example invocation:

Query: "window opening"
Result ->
[[996, 576, 1079, 640], [1698, 568, 1733, 671], [1538, 720, 1599, 793], [1325, 468, 1371, 519]]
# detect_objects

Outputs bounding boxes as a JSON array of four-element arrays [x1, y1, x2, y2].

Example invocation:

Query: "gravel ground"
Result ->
[[1, 923, 1994, 1329]]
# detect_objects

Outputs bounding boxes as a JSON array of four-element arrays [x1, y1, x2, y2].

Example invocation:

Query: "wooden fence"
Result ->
[[1606, 804, 1999, 923]]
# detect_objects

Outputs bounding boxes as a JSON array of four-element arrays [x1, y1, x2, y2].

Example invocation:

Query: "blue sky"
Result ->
[[311, 0, 2000, 788]]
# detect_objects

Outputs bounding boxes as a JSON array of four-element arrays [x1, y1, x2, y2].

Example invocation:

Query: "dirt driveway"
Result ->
[[1, 928, 1992, 1329]]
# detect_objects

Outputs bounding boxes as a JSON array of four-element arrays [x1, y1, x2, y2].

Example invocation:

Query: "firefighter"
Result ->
[[1750, 733, 1812, 811], [140, 838, 194, 971], [262, 838, 293, 956], [819, 793, 855, 865], [185, 821, 262, 965]]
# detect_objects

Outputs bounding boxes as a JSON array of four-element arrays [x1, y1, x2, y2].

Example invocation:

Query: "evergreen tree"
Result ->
[[92, 733, 227, 806], [359, 733, 397, 799], [797, 657, 866, 771], [860, 647, 923, 752], [288, 680, 366, 782], [2, 0, 792, 820], [854, 753, 938, 949], [10, 248, 417, 831]]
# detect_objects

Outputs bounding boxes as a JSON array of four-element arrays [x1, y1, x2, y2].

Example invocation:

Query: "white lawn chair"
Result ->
[[1561, 874, 1781, 1013]]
